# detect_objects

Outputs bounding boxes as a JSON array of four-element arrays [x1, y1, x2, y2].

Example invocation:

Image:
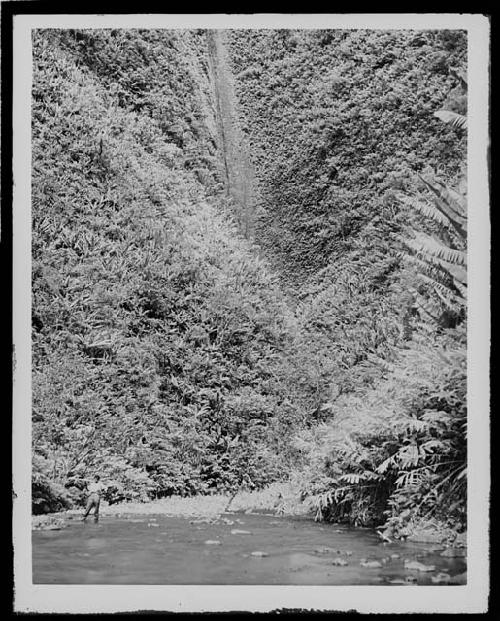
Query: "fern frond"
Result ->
[[428, 177, 467, 221], [397, 193, 457, 233], [407, 233, 466, 267], [405, 255, 455, 289], [418, 175, 467, 238], [418, 274, 466, 307], [434, 110, 467, 130]]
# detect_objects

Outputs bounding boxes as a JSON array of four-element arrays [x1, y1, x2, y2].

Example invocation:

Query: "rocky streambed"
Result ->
[[32, 511, 466, 585]]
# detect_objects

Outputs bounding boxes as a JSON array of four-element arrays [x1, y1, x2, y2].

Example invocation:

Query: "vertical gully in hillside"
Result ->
[[207, 30, 257, 240]]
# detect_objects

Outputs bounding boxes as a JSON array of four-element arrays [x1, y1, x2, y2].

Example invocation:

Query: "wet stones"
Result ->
[[314, 547, 352, 556], [388, 576, 417, 585], [42, 522, 65, 531], [250, 551, 268, 557], [231, 529, 251, 535], [204, 539, 222, 545], [440, 547, 466, 558], [404, 560, 436, 572], [314, 546, 336, 554], [407, 529, 447, 544], [431, 572, 452, 584], [220, 518, 234, 525], [331, 557, 348, 566], [360, 559, 383, 568], [33, 517, 67, 531]]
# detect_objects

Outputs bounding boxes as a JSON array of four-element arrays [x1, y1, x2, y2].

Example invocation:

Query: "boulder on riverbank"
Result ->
[[32, 516, 67, 531], [407, 529, 447, 544], [404, 559, 436, 572], [440, 547, 467, 558]]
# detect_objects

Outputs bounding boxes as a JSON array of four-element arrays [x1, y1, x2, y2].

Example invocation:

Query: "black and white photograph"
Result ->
[[10, 10, 490, 614]]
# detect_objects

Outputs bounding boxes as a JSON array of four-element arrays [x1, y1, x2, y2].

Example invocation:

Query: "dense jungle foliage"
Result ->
[[32, 28, 467, 536]]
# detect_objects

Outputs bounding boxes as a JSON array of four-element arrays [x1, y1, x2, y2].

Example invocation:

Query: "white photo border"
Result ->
[[13, 12, 490, 613]]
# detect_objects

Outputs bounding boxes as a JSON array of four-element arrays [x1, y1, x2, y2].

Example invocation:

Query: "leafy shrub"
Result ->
[[32, 455, 73, 514], [293, 340, 466, 532]]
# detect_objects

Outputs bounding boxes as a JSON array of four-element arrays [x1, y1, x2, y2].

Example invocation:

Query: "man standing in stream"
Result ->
[[82, 475, 105, 523]]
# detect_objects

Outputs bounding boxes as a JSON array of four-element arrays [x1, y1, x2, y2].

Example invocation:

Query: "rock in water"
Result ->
[[431, 572, 451, 584], [440, 547, 466, 558], [407, 529, 446, 544], [251, 551, 268, 557], [221, 518, 234, 525], [231, 529, 251, 535], [314, 547, 336, 554], [360, 559, 383, 568], [331, 557, 348, 566], [404, 560, 436, 572], [204, 540, 222, 545]]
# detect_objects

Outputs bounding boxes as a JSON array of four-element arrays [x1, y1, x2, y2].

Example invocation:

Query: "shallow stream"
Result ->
[[32, 512, 466, 585]]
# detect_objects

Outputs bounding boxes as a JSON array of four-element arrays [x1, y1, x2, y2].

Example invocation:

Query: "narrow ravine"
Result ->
[[208, 30, 258, 240], [29, 29, 470, 594]]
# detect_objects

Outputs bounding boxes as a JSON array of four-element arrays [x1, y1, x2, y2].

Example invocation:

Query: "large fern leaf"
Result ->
[[410, 234, 466, 266], [420, 175, 467, 220], [396, 193, 458, 233], [418, 176, 467, 239], [434, 110, 467, 131], [405, 235, 467, 280]]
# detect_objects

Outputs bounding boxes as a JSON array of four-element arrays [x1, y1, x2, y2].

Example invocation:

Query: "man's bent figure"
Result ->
[[83, 492, 101, 522], [83, 475, 104, 522]]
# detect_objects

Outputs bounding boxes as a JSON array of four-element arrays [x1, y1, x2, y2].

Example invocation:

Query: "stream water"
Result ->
[[32, 512, 466, 585]]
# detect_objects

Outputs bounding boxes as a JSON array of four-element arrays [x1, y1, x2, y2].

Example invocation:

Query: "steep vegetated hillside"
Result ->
[[32, 28, 467, 536], [227, 29, 466, 279], [226, 28, 467, 533], [32, 29, 309, 511]]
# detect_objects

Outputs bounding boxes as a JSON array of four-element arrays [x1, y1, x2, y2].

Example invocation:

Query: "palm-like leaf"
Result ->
[[418, 175, 467, 239], [396, 193, 458, 234], [434, 110, 467, 131]]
